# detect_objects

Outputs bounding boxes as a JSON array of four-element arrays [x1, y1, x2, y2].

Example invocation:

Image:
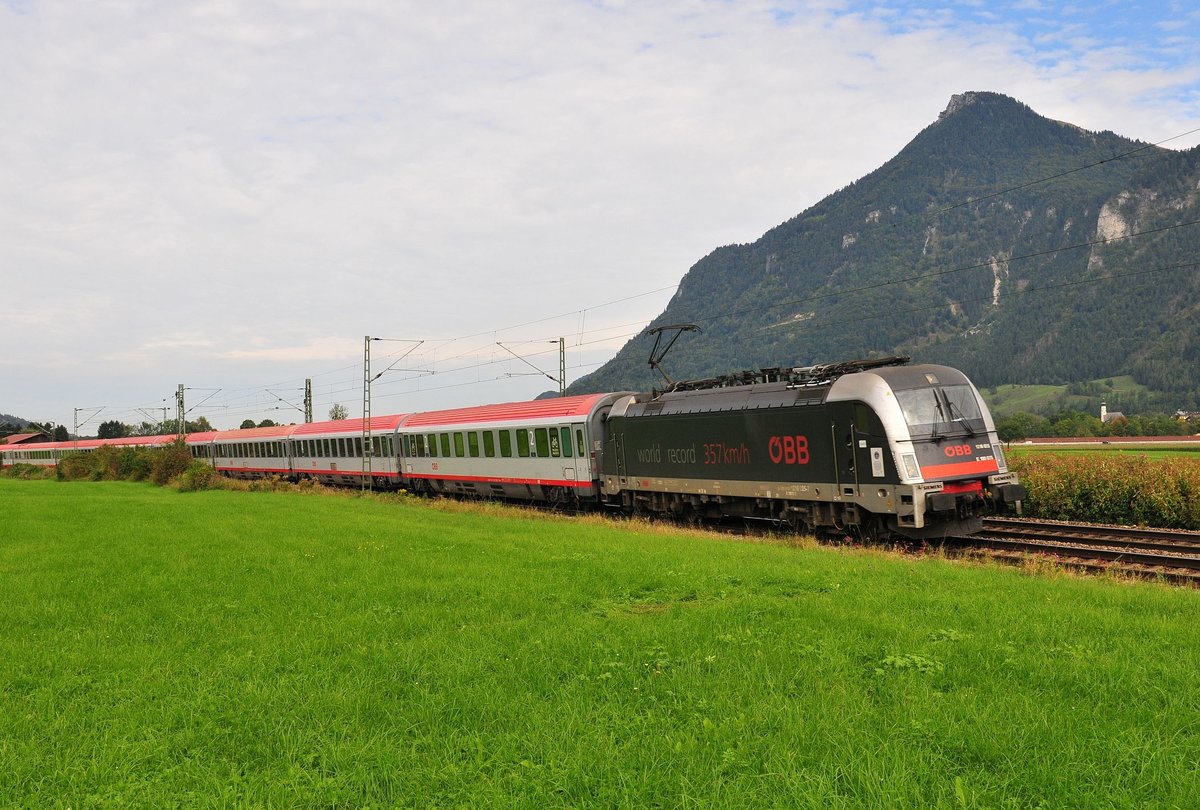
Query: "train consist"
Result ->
[[2, 357, 1025, 538]]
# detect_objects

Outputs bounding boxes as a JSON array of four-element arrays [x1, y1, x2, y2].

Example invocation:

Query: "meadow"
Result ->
[[3, 479, 1200, 807]]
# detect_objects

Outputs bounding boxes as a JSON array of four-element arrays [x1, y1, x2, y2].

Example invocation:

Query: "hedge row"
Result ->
[[1010, 454, 1200, 529]]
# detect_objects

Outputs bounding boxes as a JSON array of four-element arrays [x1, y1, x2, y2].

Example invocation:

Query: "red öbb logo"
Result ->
[[943, 444, 973, 458], [769, 435, 810, 465]]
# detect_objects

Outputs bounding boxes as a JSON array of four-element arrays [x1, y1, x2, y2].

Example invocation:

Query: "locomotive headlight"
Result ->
[[992, 442, 1007, 472], [900, 453, 920, 480]]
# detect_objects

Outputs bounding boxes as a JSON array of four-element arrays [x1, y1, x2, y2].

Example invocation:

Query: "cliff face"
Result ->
[[570, 92, 1200, 405]]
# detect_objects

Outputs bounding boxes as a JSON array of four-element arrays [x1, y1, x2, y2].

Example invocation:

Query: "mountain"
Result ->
[[0, 413, 32, 431], [569, 92, 1200, 408]]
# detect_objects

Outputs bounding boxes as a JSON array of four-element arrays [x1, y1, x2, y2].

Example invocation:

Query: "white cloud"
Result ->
[[1, 0, 1198, 428]]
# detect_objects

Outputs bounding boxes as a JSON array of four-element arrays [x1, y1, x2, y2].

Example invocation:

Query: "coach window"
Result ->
[[576, 429, 585, 457], [453, 432, 465, 457], [483, 431, 495, 457], [426, 434, 437, 458], [499, 430, 512, 457], [560, 427, 572, 458], [468, 432, 480, 458], [355, 438, 363, 457], [535, 428, 550, 458], [516, 429, 530, 458], [439, 433, 451, 457]]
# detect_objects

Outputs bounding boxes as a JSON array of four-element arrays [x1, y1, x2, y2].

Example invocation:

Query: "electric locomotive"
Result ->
[[599, 356, 1025, 539]]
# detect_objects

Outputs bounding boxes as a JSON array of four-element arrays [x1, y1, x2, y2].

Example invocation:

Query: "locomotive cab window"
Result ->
[[895, 384, 985, 436]]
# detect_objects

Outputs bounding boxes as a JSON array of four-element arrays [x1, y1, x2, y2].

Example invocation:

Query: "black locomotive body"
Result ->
[[601, 359, 1025, 539]]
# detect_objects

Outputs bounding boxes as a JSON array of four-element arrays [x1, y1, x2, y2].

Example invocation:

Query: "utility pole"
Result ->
[[362, 337, 424, 492], [176, 385, 185, 436], [73, 406, 104, 450], [558, 337, 566, 397], [304, 378, 313, 424], [363, 337, 371, 492]]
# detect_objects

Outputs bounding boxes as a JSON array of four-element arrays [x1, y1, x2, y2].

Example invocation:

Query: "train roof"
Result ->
[[292, 414, 410, 436], [402, 393, 615, 429], [213, 424, 300, 441]]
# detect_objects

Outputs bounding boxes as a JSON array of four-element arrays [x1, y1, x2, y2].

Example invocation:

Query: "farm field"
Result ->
[[1008, 443, 1200, 461], [3, 480, 1200, 806]]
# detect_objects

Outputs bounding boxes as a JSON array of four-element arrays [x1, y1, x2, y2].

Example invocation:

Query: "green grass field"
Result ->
[[4, 480, 1200, 807], [983, 375, 1148, 419], [1008, 443, 1200, 461]]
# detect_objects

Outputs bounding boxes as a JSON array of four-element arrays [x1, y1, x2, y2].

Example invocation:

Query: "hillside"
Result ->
[[569, 92, 1200, 408]]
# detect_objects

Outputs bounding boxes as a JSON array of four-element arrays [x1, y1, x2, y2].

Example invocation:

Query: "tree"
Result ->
[[240, 419, 257, 430], [257, 419, 277, 428], [996, 411, 1048, 442], [53, 425, 69, 442], [189, 417, 215, 433], [329, 404, 348, 421], [96, 420, 131, 439]]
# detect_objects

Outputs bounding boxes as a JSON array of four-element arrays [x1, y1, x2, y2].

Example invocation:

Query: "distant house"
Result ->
[[0, 431, 50, 445], [1100, 402, 1126, 425]]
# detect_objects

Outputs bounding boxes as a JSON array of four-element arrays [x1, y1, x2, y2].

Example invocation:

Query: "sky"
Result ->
[[2, 0, 1198, 433]]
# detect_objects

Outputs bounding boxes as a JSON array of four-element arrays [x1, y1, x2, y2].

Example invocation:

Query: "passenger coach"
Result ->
[[291, 415, 407, 488], [396, 393, 628, 503]]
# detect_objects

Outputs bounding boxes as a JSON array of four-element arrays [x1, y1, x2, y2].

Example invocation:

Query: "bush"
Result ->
[[177, 460, 219, 492], [150, 440, 193, 486], [1, 463, 55, 480]]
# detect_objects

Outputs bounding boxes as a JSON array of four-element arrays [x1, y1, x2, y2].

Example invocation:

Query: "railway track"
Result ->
[[948, 517, 1200, 585]]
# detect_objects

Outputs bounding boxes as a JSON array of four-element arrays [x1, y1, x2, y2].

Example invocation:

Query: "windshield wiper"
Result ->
[[929, 391, 945, 442], [939, 389, 977, 436]]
